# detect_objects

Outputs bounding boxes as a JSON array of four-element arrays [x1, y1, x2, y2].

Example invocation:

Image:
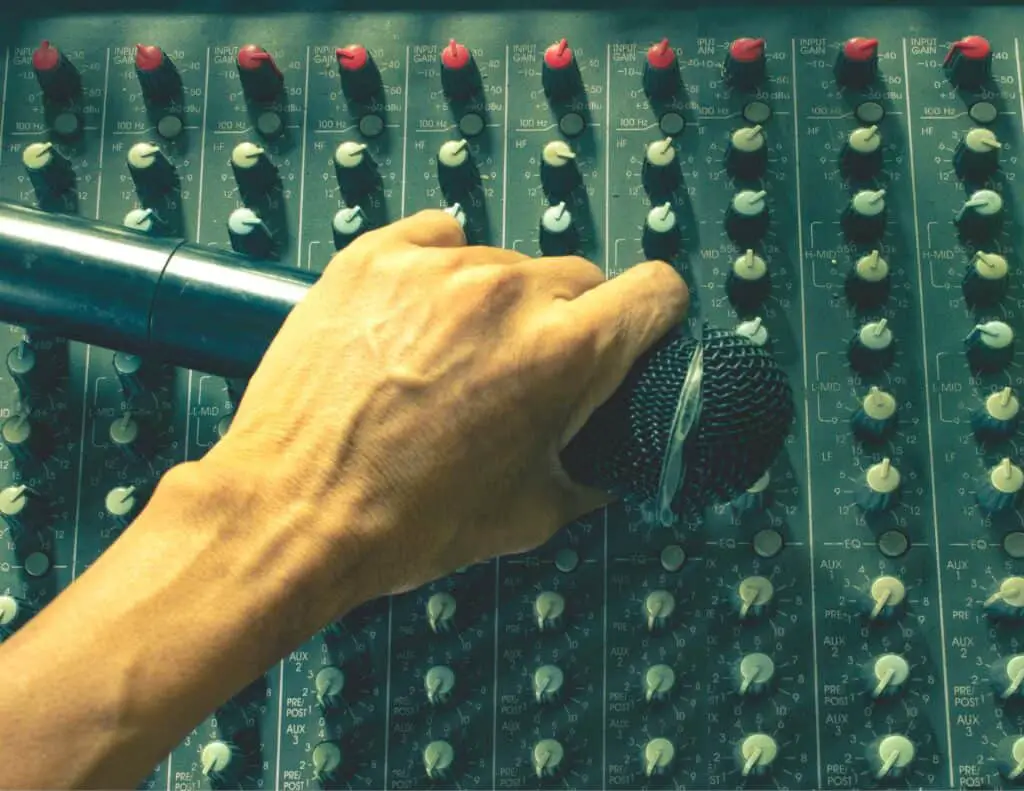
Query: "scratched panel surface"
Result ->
[[1, 7, 1023, 790]]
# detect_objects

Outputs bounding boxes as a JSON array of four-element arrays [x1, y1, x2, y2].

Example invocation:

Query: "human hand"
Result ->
[[202, 210, 688, 619]]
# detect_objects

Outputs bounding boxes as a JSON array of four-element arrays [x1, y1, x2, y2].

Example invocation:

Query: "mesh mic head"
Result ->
[[561, 327, 794, 514]]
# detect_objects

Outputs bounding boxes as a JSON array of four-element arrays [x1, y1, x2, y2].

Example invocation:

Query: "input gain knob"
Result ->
[[945, 35, 992, 88], [337, 45, 381, 101], [725, 37, 766, 90], [835, 37, 879, 88], [643, 39, 680, 98]]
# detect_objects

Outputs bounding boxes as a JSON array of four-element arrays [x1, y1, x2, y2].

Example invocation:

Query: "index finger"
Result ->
[[381, 209, 467, 249]]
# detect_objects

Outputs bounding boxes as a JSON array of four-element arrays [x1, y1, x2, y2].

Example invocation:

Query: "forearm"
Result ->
[[0, 459, 364, 789]]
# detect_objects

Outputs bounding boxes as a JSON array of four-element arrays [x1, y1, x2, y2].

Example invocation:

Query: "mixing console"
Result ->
[[2, 3, 1024, 788]]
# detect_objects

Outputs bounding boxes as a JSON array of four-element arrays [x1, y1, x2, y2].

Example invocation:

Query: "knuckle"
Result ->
[[563, 256, 606, 284]]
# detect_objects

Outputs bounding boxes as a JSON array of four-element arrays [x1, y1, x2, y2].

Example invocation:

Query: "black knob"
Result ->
[[643, 39, 680, 99], [227, 207, 275, 259], [440, 40, 480, 100], [113, 352, 161, 401], [127, 141, 178, 197], [944, 35, 992, 89], [0, 593, 34, 639], [334, 141, 376, 201], [22, 142, 74, 198], [834, 37, 879, 88], [956, 189, 1004, 243], [732, 471, 771, 513], [104, 484, 142, 526], [108, 412, 153, 459], [726, 190, 769, 245], [230, 142, 278, 196], [973, 387, 1020, 442], [32, 41, 80, 101], [724, 38, 766, 90], [977, 459, 1024, 514], [852, 386, 898, 444], [725, 125, 768, 180], [542, 39, 582, 101], [642, 203, 681, 261], [539, 202, 579, 256], [540, 140, 581, 197], [845, 249, 890, 308], [436, 138, 477, 199], [1, 414, 52, 465], [135, 44, 182, 101], [336, 45, 381, 101], [962, 251, 1009, 308], [954, 128, 1001, 182], [966, 320, 1014, 372], [642, 138, 681, 196], [849, 319, 895, 373], [237, 45, 284, 103], [726, 249, 771, 311], [842, 188, 887, 243], [841, 125, 883, 180], [332, 206, 368, 250], [0, 484, 48, 534], [5, 341, 52, 398], [857, 458, 901, 512]]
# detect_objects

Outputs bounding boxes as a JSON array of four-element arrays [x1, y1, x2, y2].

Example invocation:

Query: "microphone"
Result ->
[[0, 201, 794, 517]]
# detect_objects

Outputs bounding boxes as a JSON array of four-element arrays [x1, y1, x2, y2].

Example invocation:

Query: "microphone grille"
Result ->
[[560, 327, 794, 514]]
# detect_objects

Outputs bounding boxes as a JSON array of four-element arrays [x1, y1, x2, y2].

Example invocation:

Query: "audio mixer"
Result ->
[[2, 1, 1024, 789]]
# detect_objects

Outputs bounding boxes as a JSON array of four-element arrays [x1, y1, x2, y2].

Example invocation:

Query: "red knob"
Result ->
[[32, 41, 79, 100], [835, 37, 879, 88], [237, 45, 283, 102], [336, 45, 380, 100], [643, 39, 680, 98], [440, 40, 479, 99], [725, 38, 766, 89], [542, 39, 581, 100], [944, 35, 992, 88]]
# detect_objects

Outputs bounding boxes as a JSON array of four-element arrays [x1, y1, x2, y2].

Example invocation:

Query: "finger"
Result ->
[[383, 209, 467, 248], [562, 259, 689, 424], [521, 255, 606, 300]]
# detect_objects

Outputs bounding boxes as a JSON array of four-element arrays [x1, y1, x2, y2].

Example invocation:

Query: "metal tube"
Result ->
[[0, 201, 318, 377]]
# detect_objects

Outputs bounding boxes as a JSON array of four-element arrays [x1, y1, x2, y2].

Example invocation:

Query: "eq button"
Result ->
[[974, 387, 1020, 441]]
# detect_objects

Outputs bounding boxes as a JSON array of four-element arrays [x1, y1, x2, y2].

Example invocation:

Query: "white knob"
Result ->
[[334, 141, 368, 170], [426, 592, 456, 633], [438, 138, 470, 169], [643, 737, 675, 777], [739, 733, 778, 777], [847, 125, 882, 155]]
